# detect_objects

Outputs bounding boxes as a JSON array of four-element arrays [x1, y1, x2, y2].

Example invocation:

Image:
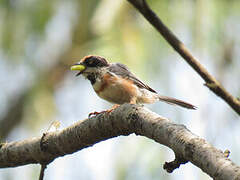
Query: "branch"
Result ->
[[0, 104, 239, 179], [39, 164, 47, 180], [0, 91, 27, 139], [126, 0, 240, 115]]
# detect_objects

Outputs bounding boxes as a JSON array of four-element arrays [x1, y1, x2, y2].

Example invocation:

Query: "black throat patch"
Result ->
[[87, 74, 96, 85]]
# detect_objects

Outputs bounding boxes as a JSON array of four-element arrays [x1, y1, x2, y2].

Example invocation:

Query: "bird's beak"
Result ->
[[70, 63, 86, 76]]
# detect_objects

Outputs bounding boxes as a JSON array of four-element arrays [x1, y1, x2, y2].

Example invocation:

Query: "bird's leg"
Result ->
[[88, 104, 120, 118], [129, 98, 137, 104], [106, 104, 120, 113]]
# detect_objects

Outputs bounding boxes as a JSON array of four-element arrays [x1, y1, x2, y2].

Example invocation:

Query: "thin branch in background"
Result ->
[[0, 104, 240, 179], [127, 0, 240, 115], [0, 92, 27, 140]]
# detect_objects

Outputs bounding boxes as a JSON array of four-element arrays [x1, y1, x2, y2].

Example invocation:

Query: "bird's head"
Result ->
[[71, 55, 109, 77]]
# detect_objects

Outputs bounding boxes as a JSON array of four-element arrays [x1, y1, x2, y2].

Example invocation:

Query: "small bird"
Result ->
[[71, 55, 196, 115]]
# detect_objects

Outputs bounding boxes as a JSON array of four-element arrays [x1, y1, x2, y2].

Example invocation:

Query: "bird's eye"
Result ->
[[88, 61, 93, 65]]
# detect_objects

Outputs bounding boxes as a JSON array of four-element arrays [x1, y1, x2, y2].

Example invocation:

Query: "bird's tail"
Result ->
[[158, 95, 196, 110]]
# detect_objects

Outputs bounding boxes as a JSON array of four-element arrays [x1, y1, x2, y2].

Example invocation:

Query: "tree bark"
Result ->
[[0, 104, 239, 179]]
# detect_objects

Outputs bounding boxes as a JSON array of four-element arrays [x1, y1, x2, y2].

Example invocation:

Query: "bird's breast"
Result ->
[[92, 73, 138, 104]]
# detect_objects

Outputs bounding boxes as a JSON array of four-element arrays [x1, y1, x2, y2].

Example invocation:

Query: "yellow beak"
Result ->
[[70, 64, 86, 72]]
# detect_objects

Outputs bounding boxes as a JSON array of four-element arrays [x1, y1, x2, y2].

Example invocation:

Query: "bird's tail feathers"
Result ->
[[158, 95, 196, 110]]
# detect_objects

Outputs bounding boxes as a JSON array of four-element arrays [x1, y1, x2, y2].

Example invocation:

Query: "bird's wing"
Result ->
[[108, 63, 157, 93]]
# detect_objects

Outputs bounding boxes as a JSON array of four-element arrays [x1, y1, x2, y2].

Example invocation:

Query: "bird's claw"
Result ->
[[88, 111, 102, 118], [88, 105, 120, 118], [88, 110, 112, 118]]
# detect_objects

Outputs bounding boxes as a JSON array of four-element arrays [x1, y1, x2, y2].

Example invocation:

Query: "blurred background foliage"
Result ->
[[0, 0, 240, 179]]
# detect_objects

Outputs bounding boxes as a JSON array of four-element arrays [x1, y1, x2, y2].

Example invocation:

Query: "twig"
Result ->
[[163, 155, 188, 173], [127, 0, 240, 115], [0, 104, 239, 179], [39, 164, 47, 180]]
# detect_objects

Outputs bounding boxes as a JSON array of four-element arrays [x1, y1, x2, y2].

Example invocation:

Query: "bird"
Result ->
[[71, 55, 196, 116]]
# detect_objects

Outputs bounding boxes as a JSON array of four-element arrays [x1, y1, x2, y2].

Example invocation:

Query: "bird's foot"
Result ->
[[88, 104, 120, 118], [88, 111, 103, 117]]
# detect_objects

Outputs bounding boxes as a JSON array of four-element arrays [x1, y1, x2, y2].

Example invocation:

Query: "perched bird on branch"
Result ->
[[71, 55, 196, 115]]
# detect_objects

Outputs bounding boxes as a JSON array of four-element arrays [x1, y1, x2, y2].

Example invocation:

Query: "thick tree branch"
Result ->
[[0, 104, 239, 179], [127, 0, 240, 115]]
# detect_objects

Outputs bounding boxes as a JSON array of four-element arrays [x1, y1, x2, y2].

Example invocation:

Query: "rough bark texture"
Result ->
[[127, 0, 240, 115], [0, 104, 239, 179]]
